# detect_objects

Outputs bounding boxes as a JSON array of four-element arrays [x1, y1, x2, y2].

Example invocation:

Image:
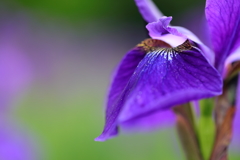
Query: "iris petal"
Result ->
[[96, 40, 171, 141], [96, 39, 222, 141], [146, 17, 184, 38], [134, 0, 216, 65], [205, 0, 240, 72], [107, 48, 146, 113], [95, 48, 146, 141], [119, 40, 222, 122]]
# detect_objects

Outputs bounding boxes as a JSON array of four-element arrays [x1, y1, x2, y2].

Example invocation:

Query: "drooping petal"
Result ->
[[134, 0, 163, 23], [119, 40, 222, 122], [107, 47, 147, 112], [100, 49, 146, 140], [95, 39, 172, 141], [110, 60, 176, 132], [205, 0, 240, 72], [96, 39, 222, 141], [146, 16, 215, 65]]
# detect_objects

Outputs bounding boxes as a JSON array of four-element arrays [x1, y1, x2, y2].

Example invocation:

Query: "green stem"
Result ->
[[174, 103, 203, 160], [198, 98, 215, 160]]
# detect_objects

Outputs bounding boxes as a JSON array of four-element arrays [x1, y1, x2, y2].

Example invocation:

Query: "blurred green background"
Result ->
[[1, 0, 239, 159]]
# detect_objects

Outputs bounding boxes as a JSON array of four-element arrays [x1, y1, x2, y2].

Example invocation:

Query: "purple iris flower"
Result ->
[[95, 0, 240, 141]]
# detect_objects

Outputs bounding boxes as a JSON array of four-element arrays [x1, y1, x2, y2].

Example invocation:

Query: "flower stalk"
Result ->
[[198, 99, 215, 160], [174, 103, 203, 160], [210, 76, 238, 160]]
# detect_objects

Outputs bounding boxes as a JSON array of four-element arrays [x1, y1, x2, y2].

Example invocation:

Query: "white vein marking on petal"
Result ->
[[154, 48, 178, 61]]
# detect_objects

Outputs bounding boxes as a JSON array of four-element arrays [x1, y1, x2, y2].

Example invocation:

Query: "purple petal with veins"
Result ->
[[107, 47, 147, 112], [119, 40, 222, 122], [205, 0, 240, 72], [95, 39, 222, 141], [96, 39, 171, 141]]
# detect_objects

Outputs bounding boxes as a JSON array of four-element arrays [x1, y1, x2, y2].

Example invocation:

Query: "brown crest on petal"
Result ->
[[137, 38, 193, 53], [137, 38, 172, 52], [173, 39, 192, 52]]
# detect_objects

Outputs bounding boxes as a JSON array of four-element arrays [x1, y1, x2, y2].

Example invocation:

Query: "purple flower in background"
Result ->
[[0, 21, 32, 111], [0, 122, 38, 160], [95, 0, 240, 141], [0, 21, 38, 160]]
